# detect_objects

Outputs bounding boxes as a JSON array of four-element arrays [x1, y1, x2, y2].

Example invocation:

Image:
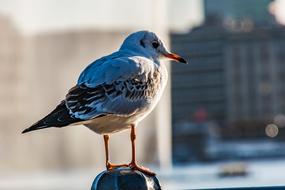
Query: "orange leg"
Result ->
[[128, 125, 156, 176], [103, 135, 128, 170]]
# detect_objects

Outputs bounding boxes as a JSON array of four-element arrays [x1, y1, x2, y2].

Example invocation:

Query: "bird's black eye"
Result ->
[[152, 41, 159, 49]]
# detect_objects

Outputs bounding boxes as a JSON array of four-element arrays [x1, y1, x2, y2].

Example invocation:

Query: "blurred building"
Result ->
[[204, 0, 275, 25], [173, 122, 210, 163], [171, 21, 228, 125], [0, 15, 21, 123], [171, 0, 285, 161], [223, 25, 285, 139], [0, 16, 24, 171], [224, 27, 285, 123]]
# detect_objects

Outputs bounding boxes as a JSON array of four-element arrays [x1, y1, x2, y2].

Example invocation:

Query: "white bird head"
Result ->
[[120, 30, 187, 64]]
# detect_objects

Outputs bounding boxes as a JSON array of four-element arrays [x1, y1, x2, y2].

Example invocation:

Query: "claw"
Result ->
[[129, 162, 156, 176], [106, 162, 129, 170]]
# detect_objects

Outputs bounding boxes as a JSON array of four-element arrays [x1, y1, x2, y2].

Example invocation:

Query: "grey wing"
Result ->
[[65, 76, 160, 120], [67, 55, 160, 120]]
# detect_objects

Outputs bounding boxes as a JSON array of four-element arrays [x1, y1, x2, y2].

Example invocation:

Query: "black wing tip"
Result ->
[[22, 126, 37, 134], [22, 123, 48, 134], [22, 128, 30, 134]]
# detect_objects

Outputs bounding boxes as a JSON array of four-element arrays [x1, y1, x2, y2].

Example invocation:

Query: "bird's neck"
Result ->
[[118, 49, 160, 65]]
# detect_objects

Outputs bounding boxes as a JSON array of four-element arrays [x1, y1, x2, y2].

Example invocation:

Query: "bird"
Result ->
[[22, 30, 187, 176]]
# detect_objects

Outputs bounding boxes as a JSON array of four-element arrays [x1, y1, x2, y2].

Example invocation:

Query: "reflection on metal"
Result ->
[[91, 167, 161, 190]]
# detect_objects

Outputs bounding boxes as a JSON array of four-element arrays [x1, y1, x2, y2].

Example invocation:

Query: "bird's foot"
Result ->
[[106, 162, 128, 170], [129, 162, 156, 176]]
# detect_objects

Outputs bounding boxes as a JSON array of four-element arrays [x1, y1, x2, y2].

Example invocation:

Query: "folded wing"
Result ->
[[66, 56, 160, 120]]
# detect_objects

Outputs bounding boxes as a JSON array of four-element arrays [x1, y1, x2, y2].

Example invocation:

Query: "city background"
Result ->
[[1, 0, 285, 189]]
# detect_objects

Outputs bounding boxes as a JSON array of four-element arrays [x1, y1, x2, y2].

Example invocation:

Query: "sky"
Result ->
[[0, 0, 284, 34], [0, 0, 203, 34]]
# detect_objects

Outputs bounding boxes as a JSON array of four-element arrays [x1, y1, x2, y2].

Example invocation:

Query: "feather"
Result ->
[[22, 101, 83, 133], [65, 57, 161, 120]]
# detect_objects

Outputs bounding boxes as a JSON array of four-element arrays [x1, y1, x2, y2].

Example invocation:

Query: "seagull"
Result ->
[[22, 30, 187, 176]]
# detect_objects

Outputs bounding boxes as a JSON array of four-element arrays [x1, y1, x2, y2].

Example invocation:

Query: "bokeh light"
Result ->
[[265, 124, 279, 138], [273, 114, 285, 128]]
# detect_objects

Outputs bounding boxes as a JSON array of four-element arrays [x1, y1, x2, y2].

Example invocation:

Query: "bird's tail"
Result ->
[[22, 101, 82, 134]]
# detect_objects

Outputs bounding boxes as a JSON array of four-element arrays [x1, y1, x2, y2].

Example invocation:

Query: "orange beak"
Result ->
[[164, 53, 188, 64]]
